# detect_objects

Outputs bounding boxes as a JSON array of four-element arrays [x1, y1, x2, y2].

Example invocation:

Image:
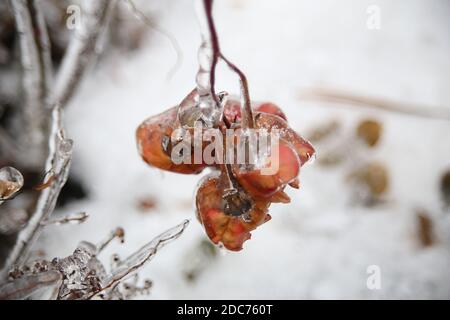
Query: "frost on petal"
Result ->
[[136, 106, 206, 174], [233, 139, 300, 199], [255, 112, 315, 165]]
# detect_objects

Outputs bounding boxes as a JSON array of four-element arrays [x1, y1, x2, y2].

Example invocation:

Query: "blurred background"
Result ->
[[1, 0, 449, 299]]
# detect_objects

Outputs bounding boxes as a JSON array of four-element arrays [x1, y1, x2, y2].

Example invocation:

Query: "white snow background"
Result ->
[[36, 0, 450, 299]]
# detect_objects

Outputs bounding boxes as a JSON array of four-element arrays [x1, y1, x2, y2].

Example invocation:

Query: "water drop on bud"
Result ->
[[0, 166, 24, 203]]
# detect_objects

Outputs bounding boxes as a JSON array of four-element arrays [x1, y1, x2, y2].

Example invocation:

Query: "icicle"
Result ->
[[178, 0, 222, 128], [90, 220, 189, 299]]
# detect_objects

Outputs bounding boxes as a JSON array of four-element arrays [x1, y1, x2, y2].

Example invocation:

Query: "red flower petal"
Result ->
[[136, 107, 206, 174], [255, 112, 315, 165], [255, 102, 287, 121], [196, 173, 271, 251], [233, 139, 300, 199]]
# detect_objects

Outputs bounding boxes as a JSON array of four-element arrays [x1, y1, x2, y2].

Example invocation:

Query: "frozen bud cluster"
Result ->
[[136, 90, 315, 251]]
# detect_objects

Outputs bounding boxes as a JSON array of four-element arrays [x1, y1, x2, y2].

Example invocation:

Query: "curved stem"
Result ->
[[203, 0, 220, 107], [196, 0, 220, 108], [220, 54, 254, 129], [197, 0, 254, 129]]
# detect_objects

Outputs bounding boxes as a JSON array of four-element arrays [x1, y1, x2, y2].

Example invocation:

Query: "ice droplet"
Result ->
[[198, 42, 213, 71], [177, 89, 222, 128], [59, 139, 74, 158], [0, 166, 24, 203], [196, 71, 211, 96]]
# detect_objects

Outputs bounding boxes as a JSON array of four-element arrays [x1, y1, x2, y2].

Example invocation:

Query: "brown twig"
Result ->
[[124, 0, 182, 80], [220, 54, 254, 129], [299, 87, 450, 121], [96, 227, 125, 254], [197, 0, 254, 128], [41, 212, 89, 226], [202, 0, 220, 108]]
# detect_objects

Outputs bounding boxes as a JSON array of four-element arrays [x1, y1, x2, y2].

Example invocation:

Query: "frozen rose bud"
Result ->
[[233, 140, 300, 199], [196, 173, 271, 251], [255, 102, 287, 121], [136, 106, 206, 174], [254, 112, 315, 165]]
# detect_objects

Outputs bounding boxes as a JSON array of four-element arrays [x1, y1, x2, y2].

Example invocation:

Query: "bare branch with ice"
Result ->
[[88, 219, 189, 299], [52, 0, 116, 107], [10, 0, 53, 167], [41, 212, 89, 226], [0, 270, 62, 300], [0, 220, 189, 300], [0, 106, 73, 280]]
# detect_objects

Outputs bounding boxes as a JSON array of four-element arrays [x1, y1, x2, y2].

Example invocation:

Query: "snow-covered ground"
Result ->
[[36, 0, 450, 299]]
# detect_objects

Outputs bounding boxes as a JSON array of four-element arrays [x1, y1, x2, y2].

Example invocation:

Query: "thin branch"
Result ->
[[298, 87, 450, 121], [87, 220, 189, 299], [197, 0, 221, 108], [96, 227, 125, 254], [11, 0, 53, 167], [1, 0, 117, 282], [0, 270, 62, 300], [0, 106, 73, 281], [52, 0, 116, 107], [220, 54, 254, 129], [196, 0, 254, 129], [123, 0, 182, 80], [41, 212, 89, 226]]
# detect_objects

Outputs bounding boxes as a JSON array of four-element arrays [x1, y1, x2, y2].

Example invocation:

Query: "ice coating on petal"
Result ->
[[136, 106, 206, 174], [233, 139, 300, 199], [254, 112, 315, 165]]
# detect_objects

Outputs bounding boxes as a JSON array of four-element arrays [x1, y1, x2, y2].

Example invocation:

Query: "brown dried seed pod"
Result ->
[[356, 119, 382, 147], [440, 169, 450, 207], [349, 162, 389, 197], [416, 210, 434, 247]]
